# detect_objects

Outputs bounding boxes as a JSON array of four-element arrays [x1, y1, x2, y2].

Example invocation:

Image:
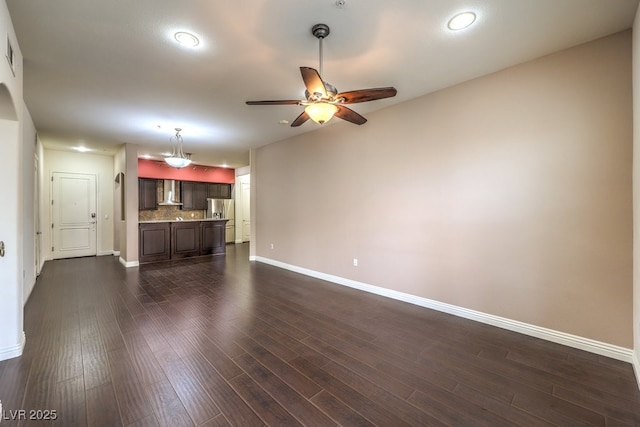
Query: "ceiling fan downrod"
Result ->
[[312, 24, 330, 77]]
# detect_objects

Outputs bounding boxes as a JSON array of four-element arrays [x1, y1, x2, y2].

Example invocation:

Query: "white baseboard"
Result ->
[[0, 331, 25, 361], [113, 251, 121, 256], [255, 256, 634, 363], [98, 250, 116, 256], [119, 257, 139, 268], [633, 351, 640, 390]]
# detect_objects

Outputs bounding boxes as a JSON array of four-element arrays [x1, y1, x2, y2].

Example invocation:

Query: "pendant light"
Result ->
[[164, 128, 192, 168]]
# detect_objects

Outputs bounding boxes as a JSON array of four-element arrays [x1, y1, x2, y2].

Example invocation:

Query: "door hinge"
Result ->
[[51, 223, 54, 229], [51, 199, 54, 205], [51, 246, 54, 252], [51, 176, 53, 182]]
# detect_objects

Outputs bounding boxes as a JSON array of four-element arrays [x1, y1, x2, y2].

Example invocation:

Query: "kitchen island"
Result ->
[[139, 219, 228, 264]]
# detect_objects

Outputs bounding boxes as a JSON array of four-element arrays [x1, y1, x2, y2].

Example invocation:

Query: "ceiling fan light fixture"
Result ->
[[305, 103, 338, 124], [448, 11, 476, 30], [164, 128, 193, 168]]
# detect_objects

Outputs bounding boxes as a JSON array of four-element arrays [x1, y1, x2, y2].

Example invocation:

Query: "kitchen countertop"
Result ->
[[139, 218, 229, 224]]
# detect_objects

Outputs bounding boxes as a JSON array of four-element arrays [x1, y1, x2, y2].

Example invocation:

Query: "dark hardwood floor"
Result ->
[[1, 243, 639, 426]]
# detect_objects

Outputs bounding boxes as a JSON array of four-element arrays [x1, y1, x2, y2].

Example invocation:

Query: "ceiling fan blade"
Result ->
[[300, 67, 327, 98], [290, 111, 310, 127], [335, 105, 367, 125], [337, 87, 397, 104], [246, 100, 301, 105]]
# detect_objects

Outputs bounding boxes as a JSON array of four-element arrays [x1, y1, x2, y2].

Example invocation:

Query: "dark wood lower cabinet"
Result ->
[[139, 222, 170, 263], [139, 220, 227, 263], [200, 220, 226, 255], [171, 221, 200, 259]]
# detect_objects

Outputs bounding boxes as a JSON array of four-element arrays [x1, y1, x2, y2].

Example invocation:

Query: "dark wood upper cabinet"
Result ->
[[180, 181, 195, 209], [220, 184, 231, 198], [194, 183, 208, 209], [180, 181, 207, 210], [208, 183, 232, 199], [139, 178, 158, 210], [182, 182, 231, 210]]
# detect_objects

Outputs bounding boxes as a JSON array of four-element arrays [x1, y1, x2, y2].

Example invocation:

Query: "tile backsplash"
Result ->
[[138, 205, 205, 221]]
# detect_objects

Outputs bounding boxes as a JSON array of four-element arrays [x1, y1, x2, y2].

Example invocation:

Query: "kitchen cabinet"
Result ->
[[180, 181, 196, 210], [200, 220, 226, 255], [139, 222, 170, 263], [139, 178, 158, 210], [171, 221, 200, 259], [139, 220, 228, 264], [181, 181, 208, 210], [195, 183, 208, 209], [208, 183, 231, 199], [182, 181, 231, 210]]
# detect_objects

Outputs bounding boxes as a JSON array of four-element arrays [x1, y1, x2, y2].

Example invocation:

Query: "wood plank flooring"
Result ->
[[1, 242, 639, 426]]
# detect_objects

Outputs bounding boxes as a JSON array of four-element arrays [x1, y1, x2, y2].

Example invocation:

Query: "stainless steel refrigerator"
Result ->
[[206, 198, 235, 243]]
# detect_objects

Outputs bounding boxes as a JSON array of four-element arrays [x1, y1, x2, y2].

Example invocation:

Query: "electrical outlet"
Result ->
[[353, 258, 358, 267], [270, 243, 274, 249]]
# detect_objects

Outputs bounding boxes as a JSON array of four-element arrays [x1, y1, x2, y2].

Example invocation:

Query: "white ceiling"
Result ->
[[6, 0, 639, 168]]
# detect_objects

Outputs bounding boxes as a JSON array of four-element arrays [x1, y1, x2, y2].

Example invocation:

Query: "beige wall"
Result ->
[[632, 8, 640, 368], [255, 31, 633, 347], [21, 104, 37, 303], [43, 149, 115, 258], [113, 143, 139, 266]]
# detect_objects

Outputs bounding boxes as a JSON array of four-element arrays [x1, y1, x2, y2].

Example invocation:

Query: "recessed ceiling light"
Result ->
[[448, 12, 476, 30], [74, 147, 90, 153], [279, 119, 289, 125], [174, 31, 200, 47]]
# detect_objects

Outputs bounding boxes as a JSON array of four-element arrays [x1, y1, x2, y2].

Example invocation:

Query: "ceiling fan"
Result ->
[[246, 23, 397, 127]]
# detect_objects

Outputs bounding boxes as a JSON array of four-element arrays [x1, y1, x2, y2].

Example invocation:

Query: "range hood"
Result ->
[[158, 180, 182, 206]]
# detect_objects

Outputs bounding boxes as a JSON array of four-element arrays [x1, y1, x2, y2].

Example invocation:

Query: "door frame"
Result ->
[[34, 153, 41, 275], [236, 174, 251, 243], [50, 171, 98, 259]]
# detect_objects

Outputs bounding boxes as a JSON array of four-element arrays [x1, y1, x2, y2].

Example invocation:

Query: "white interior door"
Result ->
[[51, 172, 97, 259], [241, 181, 251, 242]]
